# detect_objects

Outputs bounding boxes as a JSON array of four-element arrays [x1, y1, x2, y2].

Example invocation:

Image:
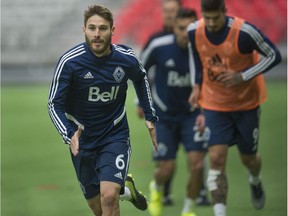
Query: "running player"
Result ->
[[48, 5, 158, 216], [138, 0, 210, 207], [138, 0, 181, 206], [142, 8, 208, 216], [187, 0, 282, 215]]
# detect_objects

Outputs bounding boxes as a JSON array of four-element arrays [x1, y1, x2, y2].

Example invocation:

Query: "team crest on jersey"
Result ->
[[113, 66, 125, 83]]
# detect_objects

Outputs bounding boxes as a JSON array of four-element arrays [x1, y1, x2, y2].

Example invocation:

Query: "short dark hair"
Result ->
[[201, 0, 226, 12], [176, 8, 197, 19], [84, 5, 113, 27], [162, 0, 182, 6]]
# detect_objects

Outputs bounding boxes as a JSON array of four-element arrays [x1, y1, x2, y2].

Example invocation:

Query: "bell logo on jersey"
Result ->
[[88, 86, 119, 102], [167, 71, 190, 87]]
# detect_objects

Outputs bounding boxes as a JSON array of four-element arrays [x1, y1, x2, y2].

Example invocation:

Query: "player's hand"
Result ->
[[70, 127, 82, 156], [188, 84, 200, 109], [145, 121, 158, 152], [136, 106, 145, 119], [194, 113, 205, 133], [217, 71, 243, 87]]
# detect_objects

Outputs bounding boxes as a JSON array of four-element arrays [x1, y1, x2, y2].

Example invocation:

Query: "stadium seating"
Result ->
[[1, 0, 286, 66], [2, 0, 124, 65], [114, 0, 287, 48]]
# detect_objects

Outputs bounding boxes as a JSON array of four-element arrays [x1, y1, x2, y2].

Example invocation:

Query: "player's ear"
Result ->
[[82, 26, 86, 34], [111, 26, 115, 36]]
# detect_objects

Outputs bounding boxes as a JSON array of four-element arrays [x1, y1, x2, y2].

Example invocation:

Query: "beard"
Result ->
[[85, 34, 112, 56]]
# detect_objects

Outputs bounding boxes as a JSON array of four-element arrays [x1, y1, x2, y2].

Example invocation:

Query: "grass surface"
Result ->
[[1, 80, 287, 216]]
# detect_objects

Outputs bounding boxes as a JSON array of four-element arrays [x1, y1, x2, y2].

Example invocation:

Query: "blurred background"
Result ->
[[1, 0, 287, 83]]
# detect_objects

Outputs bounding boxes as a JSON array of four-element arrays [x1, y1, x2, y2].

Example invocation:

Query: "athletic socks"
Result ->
[[213, 203, 226, 216], [152, 181, 163, 192], [181, 197, 195, 213], [120, 186, 132, 201], [249, 174, 261, 185]]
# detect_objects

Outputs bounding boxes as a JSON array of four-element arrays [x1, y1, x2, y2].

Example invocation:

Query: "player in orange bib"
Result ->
[[187, 0, 282, 215]]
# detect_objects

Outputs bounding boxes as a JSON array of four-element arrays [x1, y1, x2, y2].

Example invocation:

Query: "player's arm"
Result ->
[[47, 60, 76, 145], [140, 38, 159, 84], [133, 73, 159, 152], [237, 22, 282, 81], [187, 24, 203, 108], [129, 55, 159, 151], [135, 41, 158, 118], [217, 22, 282, 87]]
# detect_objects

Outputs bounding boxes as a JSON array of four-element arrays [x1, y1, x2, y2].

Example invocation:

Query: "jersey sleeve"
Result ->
[[130, 56, 158, 123], [187, 24, 203, 86], [239, 22, 282, 81], [47, 58, 75, 144], [140, 41, 158, 76]]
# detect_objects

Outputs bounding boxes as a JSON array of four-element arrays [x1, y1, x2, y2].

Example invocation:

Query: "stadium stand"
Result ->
[[2, 0, 78, 65], [1, 0, 286, 83], [114, 0, 287, 49], [2, 0, 124, 65]]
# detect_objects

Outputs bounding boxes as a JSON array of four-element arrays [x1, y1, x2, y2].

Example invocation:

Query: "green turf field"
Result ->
[[2, 80, 287, 216]]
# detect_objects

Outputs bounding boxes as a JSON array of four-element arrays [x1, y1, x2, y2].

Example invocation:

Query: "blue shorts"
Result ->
[[204, 107, 261, 154], [153, 112, 208, 160], [70, 138, 131, 199]]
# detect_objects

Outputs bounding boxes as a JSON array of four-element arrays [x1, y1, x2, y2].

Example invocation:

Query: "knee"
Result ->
[[101, 190, 119, 207], [241, 154, 260, 168], [156, 161, 175, 178], [209, 151, 226, 169], [189, 159, 204, 174]]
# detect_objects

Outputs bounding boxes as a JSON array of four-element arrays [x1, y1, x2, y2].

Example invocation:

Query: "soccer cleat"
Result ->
[[125, 174, 148, 211], [181, 212, 197, 216], [162, 194, 174, 206], [250, 182, 265, 209], [148, 180, 163, 216], [195, 195, 211, 206]]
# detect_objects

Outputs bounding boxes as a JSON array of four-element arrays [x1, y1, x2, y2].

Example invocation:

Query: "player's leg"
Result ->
[[236, 107, 265, 209], [163, 176, 174, 206], [98, 139, 147, 214], [194, 127, 211, 206], [207, 145, 229, 216], [87, 195, 102, 215], [183, 151, 206, 216], [149, 159, 176, 216], [240, 153, 265, 209], [204, 110, 235, 216], [148, 121, 178, 216], [196, 181, 211, 206], [100, 181, 121, 216], [180, 112, 209, 216], [70, 149, 102, 215]]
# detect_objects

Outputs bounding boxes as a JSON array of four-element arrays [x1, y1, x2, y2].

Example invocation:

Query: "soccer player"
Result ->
[[139, 0, 181, 206], [142, 0, 180, 50], [139, 0, 210, 207], [48, 5, 158, 216], [141, 8, 209, 216], [187, 0, 282, 215]]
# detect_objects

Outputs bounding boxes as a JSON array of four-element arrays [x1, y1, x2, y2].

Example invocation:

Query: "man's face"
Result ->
[[83, 15, 114, 57], [174, 17, 197, 48], [162, 1, 180, 29], [202, 10, 226, 33]]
